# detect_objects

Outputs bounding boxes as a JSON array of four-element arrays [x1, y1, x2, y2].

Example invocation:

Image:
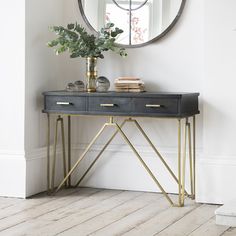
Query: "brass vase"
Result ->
[[86, 57, 97, 92]]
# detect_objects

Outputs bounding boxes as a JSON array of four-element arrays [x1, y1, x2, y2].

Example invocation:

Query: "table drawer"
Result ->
[[45, 96, 86, 112], [133, 98, 179, 114], [88, 97, 132, 114]]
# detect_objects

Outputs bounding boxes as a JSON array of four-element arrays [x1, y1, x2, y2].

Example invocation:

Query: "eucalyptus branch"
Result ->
[[47, 23, 127, 59]]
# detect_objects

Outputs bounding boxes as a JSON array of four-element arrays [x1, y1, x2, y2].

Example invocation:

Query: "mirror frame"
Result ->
[[78, 0, 186, 48]]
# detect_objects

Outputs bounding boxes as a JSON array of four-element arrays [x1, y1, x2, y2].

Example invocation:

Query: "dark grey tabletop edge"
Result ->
[[42, 90, 200, 97]]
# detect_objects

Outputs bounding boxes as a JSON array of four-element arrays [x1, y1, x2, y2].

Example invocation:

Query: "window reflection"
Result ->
[[106, 3, 130, 45], [130, 3, 150, 44], [81, 0, 182, 46], [106, 1, 151, 45]]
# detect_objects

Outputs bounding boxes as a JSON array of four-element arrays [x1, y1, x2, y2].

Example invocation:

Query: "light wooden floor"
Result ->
[[0, 188, 235, 236]]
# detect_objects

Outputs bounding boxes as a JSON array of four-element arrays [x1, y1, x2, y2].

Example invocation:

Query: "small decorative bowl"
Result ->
[[66, 83, 76, 92], [74, 80, 85, 91], [96, 76, 110, 92]]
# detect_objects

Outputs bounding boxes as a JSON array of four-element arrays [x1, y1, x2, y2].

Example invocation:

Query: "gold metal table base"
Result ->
[[47, 115, 71, 193], [47, 115, 196, 207]]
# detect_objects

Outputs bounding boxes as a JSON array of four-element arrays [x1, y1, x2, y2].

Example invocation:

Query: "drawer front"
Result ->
[[133, 98, 179, 114], [45, 96, 86, 112], [88, 97, 132, 114]]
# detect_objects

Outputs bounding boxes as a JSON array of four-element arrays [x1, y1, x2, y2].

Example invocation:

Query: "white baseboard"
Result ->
[[74, 144, 192, 195], [25, 147, 66, 197], [196, 156, 236, 204], [72, 146, 236, 205], [24, 144, 192, 197], [8, 144, 236, 205], [25, 147, 47, 197], [0, 150, 26, 198]]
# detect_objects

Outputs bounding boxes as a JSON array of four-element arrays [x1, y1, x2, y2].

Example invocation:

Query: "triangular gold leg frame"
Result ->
[[54, 116, 195, 207], [50, 116, 68, 193]]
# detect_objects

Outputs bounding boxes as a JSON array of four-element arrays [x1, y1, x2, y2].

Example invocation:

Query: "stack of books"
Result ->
[[115, 77, 145, 92]]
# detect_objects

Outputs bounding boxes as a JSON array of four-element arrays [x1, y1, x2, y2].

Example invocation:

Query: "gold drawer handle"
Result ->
[[56, 102, 72, 105], [146, 104, 161, 108], [100, 104, 115, 107]]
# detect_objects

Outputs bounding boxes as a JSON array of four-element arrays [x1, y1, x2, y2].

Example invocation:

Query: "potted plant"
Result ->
[[47, 23, 127, 92]]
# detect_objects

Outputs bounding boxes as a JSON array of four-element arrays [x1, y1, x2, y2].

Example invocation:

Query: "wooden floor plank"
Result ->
[[0, 189, 122, 236], [122, 197, 199, 236], [90, 195, 174, 236], [0, 188, 100, 233], [0, 197, 24, 210], [58, 192, 163, 236], [0, 188, 77, 220], [156, 204, 219, 236], [21, 190, 142, 236], [0, 188, 226, 236], [188, 217, 229, 236], [221, 227, 236, 236]]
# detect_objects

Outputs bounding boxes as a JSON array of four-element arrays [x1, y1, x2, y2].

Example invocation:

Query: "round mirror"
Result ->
[[78, 0, 186, 48]]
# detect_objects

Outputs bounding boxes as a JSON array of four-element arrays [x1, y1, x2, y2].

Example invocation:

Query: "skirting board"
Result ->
[[25, 147, 66, 197], [197, 156, 236, 204], [70, 145, 236, 205], [25, 144, 192, 197], [8, 144, 236, 204], [25, 148, 48, 197], [0, 150, 26, 198], [73, 144, 191, 195]]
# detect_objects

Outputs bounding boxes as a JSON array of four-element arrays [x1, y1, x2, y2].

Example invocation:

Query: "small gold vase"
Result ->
[[86, 57, 97, 92]]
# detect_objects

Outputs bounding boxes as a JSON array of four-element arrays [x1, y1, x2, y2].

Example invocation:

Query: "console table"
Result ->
[[43, 91, 199, 207]]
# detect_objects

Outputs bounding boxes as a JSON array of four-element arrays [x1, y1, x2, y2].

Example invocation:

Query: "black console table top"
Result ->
[[43, 91, 200, 118]]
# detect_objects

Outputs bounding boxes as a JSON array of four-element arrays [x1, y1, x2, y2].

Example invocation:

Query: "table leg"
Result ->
[[75, 119, 126, 187], [68, 115, 71, 187], [56, 123, 107, 192], [51, 116, 68, 191], [193, 115, 196, 199], [52, 115, 196, 207], [187, 121, 194, 199], [115, 123, 174, 206], [51, 116, 60, 191], [60, 118, 67, 187], [131, 119, 188, 197], [181, 119, 187, 206], [47, 113, 50, 193], [178, 119, 182, 206]]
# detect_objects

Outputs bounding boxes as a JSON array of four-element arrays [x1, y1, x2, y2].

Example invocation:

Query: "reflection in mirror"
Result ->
[[80, 0, 185, 47]]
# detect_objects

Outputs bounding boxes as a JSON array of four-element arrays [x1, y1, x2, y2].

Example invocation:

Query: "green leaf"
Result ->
[[47, 40, 59, 47], [67, 24, 75, 30], [106, 22, 114, 28], [115, 27, 123, 34], [47, 22, 127, 59]]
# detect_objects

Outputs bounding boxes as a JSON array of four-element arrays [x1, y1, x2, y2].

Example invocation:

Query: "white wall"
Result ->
[[0, 0, 76, 198], [24, 0, 75, 196], [198, 0, 236, 203], [0, 2, 25, 151], [0, 0, 26, 197]]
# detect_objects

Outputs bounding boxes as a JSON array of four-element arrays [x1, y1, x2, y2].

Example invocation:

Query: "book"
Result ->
[[116, 77, 140, 81], [115, 88, 145, 92], [115, 84, 145, 89], [115, 84, 144, 88], [115, 80, 144, 84], [114, 77, 145, 92]]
